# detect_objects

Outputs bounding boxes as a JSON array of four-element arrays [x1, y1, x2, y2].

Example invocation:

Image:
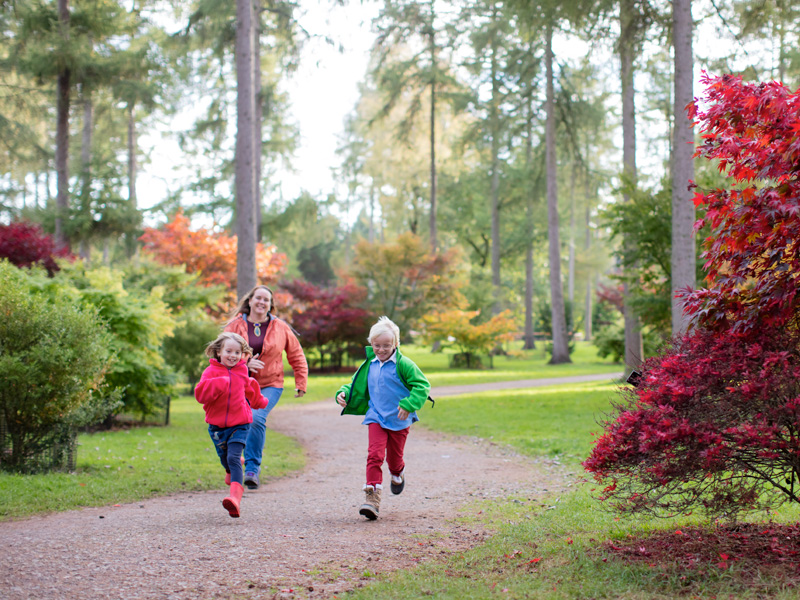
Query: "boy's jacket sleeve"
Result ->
[[397, 358, 431, 413]]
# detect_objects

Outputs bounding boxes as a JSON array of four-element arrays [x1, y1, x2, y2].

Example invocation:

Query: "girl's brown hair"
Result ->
[[228, 285, 276, 320], [204, 332, 253, 360]]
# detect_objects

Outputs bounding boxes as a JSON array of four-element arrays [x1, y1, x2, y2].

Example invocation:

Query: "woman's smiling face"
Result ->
[[250, 288, 272, 317]]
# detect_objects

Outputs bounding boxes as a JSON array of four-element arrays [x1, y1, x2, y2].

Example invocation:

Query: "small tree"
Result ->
[[585, 74, 800, 519], [281, 279, 373, 370], [422, 309, 517, 369], [0, 261, 119, 472], [348, 233, 465, 335], [139, 211, 287, 307], [0, 222, 73, 276]]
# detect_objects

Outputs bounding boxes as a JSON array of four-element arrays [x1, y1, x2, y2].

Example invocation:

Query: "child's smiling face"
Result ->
[[372, 332, 396, 362], [219, 339, 243, 368]]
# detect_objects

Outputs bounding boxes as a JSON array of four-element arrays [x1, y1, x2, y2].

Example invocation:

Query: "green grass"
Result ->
[[285, 341, 622, 405], [418, 381, 616, 461], [0, 395, 304, 521], [341, 379, 800, 600]]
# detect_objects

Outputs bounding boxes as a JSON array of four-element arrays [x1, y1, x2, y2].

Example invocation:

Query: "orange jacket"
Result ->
[[224, 314, 309, 392]]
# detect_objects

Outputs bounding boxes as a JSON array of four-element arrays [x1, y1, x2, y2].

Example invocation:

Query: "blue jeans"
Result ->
[[208, 424, 249, 484], [244, 387, 284, 474]]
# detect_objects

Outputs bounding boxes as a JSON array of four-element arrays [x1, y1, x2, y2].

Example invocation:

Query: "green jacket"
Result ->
[[337, 346, 431, 416]]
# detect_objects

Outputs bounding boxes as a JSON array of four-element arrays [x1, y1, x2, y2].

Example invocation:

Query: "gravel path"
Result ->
[[0, 390, 582, 600]]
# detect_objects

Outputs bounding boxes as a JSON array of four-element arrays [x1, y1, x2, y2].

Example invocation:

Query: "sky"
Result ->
[[137, 0, 381, 221]]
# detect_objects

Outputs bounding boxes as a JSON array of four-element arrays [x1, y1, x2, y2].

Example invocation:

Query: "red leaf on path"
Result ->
[[675, 530, 684, 535], [78, 483, 86, 487], [719, 553, 729, 560], [566, 538, 573, 545], [528, 558, 542, 564]]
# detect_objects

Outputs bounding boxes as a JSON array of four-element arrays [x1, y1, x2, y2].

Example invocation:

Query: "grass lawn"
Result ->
[[343, 382, 800, 600], [0, 341, 618, 520], [288, 340, 623, 404], [0, 395, 304, 521]]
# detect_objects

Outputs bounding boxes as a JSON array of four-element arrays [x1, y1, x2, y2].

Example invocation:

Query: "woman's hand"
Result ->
[[247, 353, 265, 374], [336, 392, 347, 407], [398, 408, 410, 420], [294, 389, 306, 398]]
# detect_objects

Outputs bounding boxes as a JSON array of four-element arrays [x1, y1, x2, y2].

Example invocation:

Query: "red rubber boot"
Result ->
[[222, 482, 244, 518]]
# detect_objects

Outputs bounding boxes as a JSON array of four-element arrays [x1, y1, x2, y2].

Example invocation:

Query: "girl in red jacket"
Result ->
[[195, 332, 267, 518]]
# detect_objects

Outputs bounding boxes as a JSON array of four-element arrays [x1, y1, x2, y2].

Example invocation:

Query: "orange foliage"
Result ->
[[422, 309, 517, 356], [139, 212, 287, 304]]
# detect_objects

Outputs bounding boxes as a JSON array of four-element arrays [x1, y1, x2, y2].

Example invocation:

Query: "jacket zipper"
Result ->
[[225, 368, 232, 427]]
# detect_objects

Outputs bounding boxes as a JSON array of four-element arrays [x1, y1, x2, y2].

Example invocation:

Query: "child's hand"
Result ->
[[336, 392, 347, 407], [398, 408, 410, 420]]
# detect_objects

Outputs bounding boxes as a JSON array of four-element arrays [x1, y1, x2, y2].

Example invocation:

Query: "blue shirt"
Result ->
[[362, 352, 419, 430]]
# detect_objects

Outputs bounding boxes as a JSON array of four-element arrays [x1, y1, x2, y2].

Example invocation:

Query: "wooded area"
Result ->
[[1, 0, 799, 373]]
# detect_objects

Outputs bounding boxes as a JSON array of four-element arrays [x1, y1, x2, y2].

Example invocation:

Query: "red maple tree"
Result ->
[[281, 279, 373, 370], [0, 221, 73, 276], [585, 74, 800, 519]]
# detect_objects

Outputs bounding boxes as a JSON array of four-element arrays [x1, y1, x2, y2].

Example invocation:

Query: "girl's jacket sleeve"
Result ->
[[246, 376, 268, 410], [194, 369, 228, 406]]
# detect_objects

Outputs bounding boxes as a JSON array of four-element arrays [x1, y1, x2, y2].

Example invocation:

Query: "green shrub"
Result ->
[[32, 263, 178, 418], [0, 261, 121, 473]]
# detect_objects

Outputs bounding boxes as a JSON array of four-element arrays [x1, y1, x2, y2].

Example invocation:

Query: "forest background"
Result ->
[[1, 0, 799, 423]]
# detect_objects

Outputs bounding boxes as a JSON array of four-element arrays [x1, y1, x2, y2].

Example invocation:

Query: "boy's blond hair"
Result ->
[[205, 332, 253, 360], [368, 316, 401, 347]]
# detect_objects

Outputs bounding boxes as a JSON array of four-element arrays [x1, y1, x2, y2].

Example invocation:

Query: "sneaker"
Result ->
[[359, 484, 382, 520], [243, 471, 259, 490], [390, 470, 405, 495]]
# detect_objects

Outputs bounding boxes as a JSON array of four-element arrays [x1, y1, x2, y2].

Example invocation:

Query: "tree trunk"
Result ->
[[79, 89, 92, 262], [253, 0, 263, 242], [584, 201, 593, 342], [567, 168, 576, 306], [235, 0, 258, 299], [545, 24, 570, 364], [54, 0, 71, 249], [428, 0, 437, 253], [128, 104, 137, 211], [620, 0, 643, 370], [670, 0, 695, 335], [126, 103, 138, 259], [523, 89, 536, 351], [489, 2, 502, 313]]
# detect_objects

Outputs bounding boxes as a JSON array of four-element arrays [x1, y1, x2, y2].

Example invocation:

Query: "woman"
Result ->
[[224, 285, 308, 489]]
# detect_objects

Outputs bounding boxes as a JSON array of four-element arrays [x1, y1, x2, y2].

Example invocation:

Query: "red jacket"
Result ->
[[224, 314, 309, 392], [194, 359, 267, 428]]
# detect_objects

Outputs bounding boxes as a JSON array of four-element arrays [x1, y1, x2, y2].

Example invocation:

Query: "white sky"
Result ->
[[136, 0, 381, 222]]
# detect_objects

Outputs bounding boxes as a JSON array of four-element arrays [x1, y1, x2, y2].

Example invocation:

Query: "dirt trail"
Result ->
[[0, 396, 577, 600]]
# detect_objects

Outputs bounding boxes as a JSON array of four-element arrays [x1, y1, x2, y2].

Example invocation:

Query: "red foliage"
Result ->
[[584, 327, 800, 517], [596, 282, 624, 314], [281, 279, 373, 369], [0, 221, 73, 276], [682, 73, 800, 333], [585, 74, 800, 519], [602, 523, 800, 588]]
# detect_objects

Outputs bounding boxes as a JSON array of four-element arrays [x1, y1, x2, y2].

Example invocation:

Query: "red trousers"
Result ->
[[366, 423, 409, 487]]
